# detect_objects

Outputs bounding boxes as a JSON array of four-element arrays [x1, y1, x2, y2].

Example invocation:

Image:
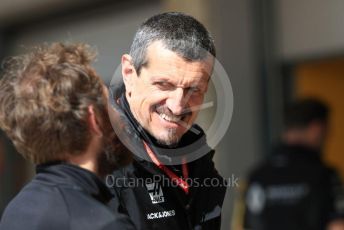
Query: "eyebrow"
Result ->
[[150, 76, 171, 82]]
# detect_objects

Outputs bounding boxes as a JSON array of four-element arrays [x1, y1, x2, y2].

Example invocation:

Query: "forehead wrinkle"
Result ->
[[144, 41, 212, 88], [148, 67, 208, 90]]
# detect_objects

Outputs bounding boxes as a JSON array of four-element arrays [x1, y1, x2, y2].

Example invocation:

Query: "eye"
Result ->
[[188, 87, 201, 93], [154, 81, 174, 90]]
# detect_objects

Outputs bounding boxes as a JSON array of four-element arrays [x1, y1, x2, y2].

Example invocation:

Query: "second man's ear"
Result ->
[[121, 54, 136, 94]]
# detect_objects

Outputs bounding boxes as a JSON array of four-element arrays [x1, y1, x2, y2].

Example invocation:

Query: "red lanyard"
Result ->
[[143, 141, 189, 194]]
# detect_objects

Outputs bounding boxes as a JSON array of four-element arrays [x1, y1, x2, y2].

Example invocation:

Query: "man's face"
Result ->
[[122, 41, 214, 146]]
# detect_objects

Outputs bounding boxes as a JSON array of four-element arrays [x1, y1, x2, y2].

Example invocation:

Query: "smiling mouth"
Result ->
[[158, 112, 184, 123], [155, 110, 201, 135]]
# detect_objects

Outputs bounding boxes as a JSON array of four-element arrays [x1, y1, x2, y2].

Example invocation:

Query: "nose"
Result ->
[[166, 88, 186, 115]]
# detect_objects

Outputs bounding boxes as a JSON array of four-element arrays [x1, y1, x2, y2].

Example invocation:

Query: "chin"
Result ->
[[153, 129, 183, 147], [156, 138, 180, 147]]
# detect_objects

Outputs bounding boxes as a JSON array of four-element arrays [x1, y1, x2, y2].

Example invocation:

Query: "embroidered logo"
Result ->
[[146, 182, 165, 204]]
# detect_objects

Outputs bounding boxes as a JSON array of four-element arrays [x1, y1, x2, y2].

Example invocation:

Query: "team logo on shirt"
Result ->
[[145, 182, 165, 204]]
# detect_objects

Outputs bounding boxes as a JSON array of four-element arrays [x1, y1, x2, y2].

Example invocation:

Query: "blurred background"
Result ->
[[0, 0, 343, 229]]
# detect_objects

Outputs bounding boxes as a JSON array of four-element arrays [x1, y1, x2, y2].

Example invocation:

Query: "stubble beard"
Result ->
[[154, 128, 181, 148]]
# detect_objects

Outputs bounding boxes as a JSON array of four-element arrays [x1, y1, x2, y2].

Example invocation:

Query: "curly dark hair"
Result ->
[[0, 43, 128, 166]]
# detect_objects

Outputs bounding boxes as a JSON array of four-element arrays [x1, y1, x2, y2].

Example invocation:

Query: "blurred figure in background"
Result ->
[[0, 43, 135, 230], [243, 98, 344, 230]]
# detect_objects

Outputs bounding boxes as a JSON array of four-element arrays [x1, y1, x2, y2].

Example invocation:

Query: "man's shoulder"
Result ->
[[1, 176, 132, 230], [0, 179, 69, 230]]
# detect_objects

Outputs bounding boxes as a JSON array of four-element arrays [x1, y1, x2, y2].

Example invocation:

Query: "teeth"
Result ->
[[159, 113, 181, 122]]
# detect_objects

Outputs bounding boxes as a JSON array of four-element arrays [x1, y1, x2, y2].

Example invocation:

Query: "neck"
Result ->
[[67, 152, 98, 175], [67, 137, 102, 176]]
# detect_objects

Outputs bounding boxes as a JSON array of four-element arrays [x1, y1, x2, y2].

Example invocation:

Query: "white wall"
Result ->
[[276, 0, 344, 60]]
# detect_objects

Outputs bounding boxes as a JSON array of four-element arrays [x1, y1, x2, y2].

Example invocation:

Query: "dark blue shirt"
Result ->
[[0, 162, 135, 230]]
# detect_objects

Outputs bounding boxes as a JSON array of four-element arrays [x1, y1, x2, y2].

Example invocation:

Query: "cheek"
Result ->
[[147, 91, 170, 106], [189, 94, 205, 108], [139, 93, 167, 117], [131, 85, 153, 107]]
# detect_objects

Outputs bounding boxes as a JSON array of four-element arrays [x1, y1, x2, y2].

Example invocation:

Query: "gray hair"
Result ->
[[129, 12, 216, 75]]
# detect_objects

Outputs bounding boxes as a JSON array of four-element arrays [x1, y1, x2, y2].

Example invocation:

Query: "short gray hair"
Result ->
[[129, 12, 216, 75]]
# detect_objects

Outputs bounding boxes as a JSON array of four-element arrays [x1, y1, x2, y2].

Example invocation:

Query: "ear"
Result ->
[[88, 105, 102, 137], [121, 54, 137, 95]]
